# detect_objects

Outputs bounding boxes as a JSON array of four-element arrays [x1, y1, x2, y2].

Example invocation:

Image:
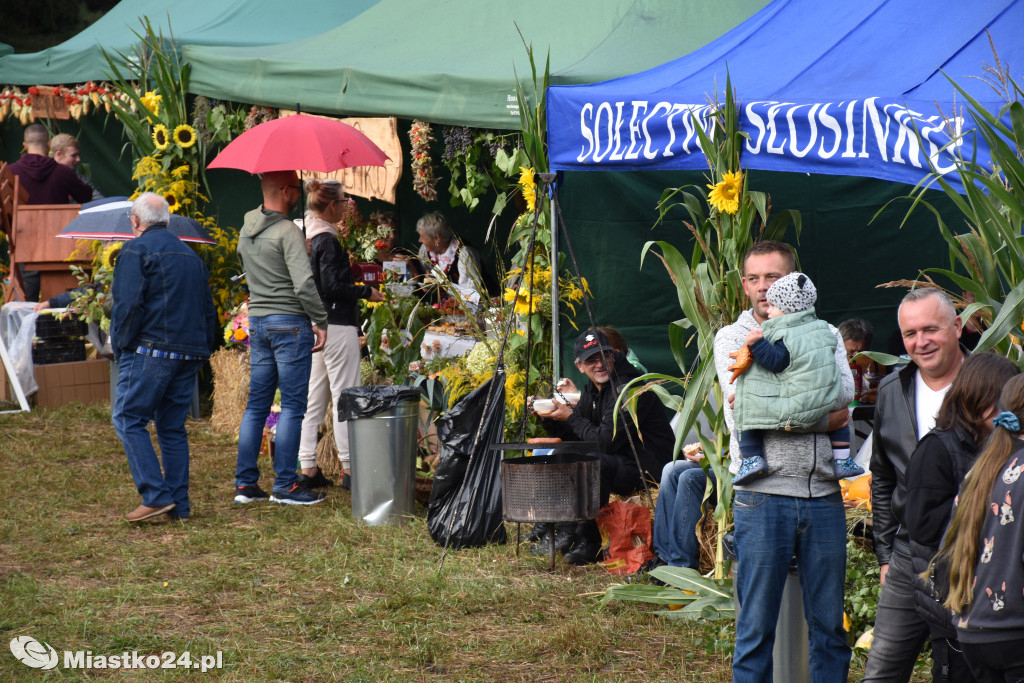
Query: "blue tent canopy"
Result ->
[[546, 0, 1024, 190]]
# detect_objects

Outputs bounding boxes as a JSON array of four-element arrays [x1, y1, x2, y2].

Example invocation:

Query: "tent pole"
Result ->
[[543, 174, 559, 389]]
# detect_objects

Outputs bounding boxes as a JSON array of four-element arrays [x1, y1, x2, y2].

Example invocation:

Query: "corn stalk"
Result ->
[[896, 56, 1024, 364]]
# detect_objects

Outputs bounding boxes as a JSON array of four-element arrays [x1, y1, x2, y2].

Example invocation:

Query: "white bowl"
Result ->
[[533, 399, 556, 413], [557, 392, 581, 404]]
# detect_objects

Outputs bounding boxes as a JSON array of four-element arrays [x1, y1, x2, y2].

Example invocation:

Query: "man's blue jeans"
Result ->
[[732, 491, 851, 683], [652, 460, 715, 569], [112, 352, 203, 516], [235, 315, 313, 493]]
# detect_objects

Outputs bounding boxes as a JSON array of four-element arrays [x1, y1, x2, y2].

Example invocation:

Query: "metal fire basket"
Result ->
[[500, 447, 601, 569]]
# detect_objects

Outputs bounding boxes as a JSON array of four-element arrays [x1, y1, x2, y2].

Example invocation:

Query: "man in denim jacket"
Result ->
[[111, 192, 218, 522]]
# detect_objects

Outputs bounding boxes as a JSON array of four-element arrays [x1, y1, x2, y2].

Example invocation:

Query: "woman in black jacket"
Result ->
[[904, 352, 1020, 682], [296, 180, 385, 490]]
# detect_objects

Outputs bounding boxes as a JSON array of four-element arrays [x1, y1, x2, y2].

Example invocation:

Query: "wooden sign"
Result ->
[[31, 86, 70, 120], [279, 111, 402, 204]]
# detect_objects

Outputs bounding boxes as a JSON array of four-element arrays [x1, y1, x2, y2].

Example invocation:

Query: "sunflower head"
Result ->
[[152, 124, 170, 151], [163, 192, 179, 212], [173, 124, 197, 149], [706, 170, 743, 215]]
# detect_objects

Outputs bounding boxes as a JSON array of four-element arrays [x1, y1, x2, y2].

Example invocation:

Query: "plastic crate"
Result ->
[[32, 338, 87, 365], [36, 314, 88, 339]]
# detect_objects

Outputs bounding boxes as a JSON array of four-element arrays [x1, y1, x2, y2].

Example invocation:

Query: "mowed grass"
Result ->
[[0, 403, 741, 682]]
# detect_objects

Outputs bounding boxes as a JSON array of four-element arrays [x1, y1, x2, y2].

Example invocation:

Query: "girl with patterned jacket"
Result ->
[[931, 375, 1024, 682]]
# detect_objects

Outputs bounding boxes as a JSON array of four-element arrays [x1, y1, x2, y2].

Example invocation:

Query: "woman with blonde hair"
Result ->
[[296, 179, 384, 490], [931, 374, 1024, 682]]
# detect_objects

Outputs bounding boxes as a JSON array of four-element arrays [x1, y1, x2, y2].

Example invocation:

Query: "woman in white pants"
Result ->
[[296, 180, 384, 489]]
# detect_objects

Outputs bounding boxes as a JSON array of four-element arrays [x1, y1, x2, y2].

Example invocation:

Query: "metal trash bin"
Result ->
[[338, 386, 420, 525], [726, 536, 810, 683]]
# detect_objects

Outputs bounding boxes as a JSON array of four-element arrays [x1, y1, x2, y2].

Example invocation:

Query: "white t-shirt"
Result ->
[[914, 370, 951, 437]]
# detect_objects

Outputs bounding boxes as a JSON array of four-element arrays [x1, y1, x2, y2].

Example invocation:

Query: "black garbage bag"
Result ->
[[337, 386, 421, 421], [427, 371, 507, 548]]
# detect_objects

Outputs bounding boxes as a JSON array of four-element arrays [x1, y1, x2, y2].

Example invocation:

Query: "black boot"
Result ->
[[524, 523, 546, 543], [563, 520, 602, 565]]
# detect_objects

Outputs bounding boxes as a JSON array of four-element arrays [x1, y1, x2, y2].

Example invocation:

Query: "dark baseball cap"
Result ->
[[574, 328, 613, 362]]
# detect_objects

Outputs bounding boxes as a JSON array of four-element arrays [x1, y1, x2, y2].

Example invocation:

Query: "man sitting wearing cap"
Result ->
[[530, 328, 674, 564]]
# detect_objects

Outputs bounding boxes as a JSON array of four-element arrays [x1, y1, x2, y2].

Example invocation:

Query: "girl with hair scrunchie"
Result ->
[[928, 374, 1024, 682]]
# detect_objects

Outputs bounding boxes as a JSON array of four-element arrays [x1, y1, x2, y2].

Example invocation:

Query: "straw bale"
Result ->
[[314, 403, 343, 478], [209, 348, 249, 437]]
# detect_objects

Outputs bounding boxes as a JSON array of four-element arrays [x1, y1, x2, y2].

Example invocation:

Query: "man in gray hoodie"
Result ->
[[234, 170, 329, 506], [714, 241, 854, 682]]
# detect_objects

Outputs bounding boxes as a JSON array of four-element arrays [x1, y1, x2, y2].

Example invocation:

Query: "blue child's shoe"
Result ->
[[834, 457, 865, 479], [733, 455, 769, 486]]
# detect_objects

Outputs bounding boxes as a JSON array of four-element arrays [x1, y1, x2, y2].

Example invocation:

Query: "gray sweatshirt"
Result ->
[[713, 309, 854, 498], [237, 207, 327, 327]]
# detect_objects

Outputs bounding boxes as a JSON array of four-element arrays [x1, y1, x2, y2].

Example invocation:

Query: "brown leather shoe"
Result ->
[[125, 503, 176, 522]]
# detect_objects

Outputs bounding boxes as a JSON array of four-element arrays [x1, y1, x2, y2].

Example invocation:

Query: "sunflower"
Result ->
[[140, 90, 161, 118], [518, 166, 537, 212], [152, 124, 170, 151], [100, 242, 123, 268], [163, 192, 179, 212], [172, 124, 197, 149], [707, 170, 743, 215]]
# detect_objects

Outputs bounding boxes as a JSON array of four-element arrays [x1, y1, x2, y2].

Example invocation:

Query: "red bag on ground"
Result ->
[[596, 500, 655, 575]]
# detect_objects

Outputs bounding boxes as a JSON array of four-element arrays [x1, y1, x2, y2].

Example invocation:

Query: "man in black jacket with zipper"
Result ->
[[533, 328, 673, 564], [865, 288, 967, 682]]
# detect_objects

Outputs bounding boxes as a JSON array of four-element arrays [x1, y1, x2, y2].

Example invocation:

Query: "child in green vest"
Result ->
[[731, 271, 864, 486]]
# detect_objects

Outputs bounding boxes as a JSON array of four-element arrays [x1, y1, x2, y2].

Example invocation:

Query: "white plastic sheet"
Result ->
[[0, 303, 39, 396]]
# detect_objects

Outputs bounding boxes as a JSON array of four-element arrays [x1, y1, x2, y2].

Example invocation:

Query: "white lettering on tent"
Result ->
[[626, 101, 648, 160], [609, 102, 627, 161], [817, 103, 842, 159], [843, 101, 859, 158], [787, 103, 818, 158], [569, 97, 962, 180], [578, 103, 595, 163], [663, 104, 690, 157], [593, 102, 615, 162], [921, 116, 962, 175], [861, 97, 892, 161], [891, 107, 924, 167], [765, 103, 791, 155], [744, 102, 771, 154], [642, 102, 671, 159]]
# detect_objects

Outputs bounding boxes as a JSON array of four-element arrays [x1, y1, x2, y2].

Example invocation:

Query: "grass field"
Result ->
[[0, 403, 922, 681]]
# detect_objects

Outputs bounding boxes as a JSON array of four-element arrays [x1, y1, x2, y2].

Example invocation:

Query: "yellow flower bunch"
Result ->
[[707, 171, 743, 214], [503, 286, 539, 316], [140, 90, 162, 118], [519, 166, 537, 211]]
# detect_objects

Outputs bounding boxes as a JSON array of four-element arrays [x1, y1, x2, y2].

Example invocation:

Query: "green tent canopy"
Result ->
[[0, 0, 380, 86], [184, 0, 771, 129]]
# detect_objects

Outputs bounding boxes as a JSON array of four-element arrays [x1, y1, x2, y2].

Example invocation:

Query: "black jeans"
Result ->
[[962, 639, 1024, 683], [595, 451, 645, 505]]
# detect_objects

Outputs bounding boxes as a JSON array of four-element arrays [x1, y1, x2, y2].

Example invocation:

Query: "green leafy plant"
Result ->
[[845, 536, 881, 645], [891, 49, 1024, 364], [601, 566, 733, 622]]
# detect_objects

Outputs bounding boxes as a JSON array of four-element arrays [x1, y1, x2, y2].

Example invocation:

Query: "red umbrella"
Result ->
[[207, 113, 389, 173]]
